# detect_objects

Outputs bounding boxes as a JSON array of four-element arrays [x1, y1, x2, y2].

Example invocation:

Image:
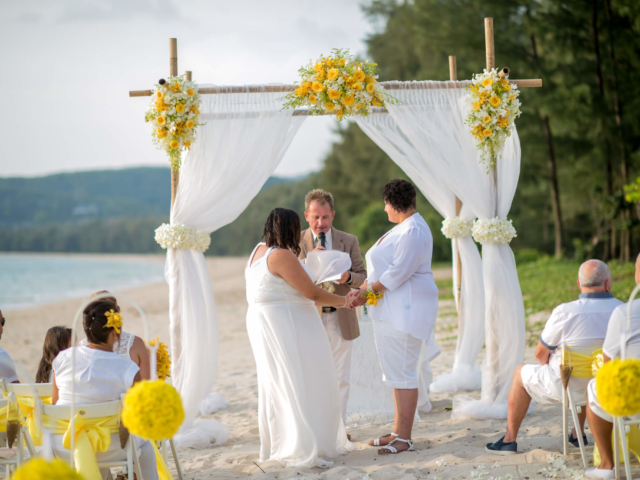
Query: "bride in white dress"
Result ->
[[246, 208, 356, 468]]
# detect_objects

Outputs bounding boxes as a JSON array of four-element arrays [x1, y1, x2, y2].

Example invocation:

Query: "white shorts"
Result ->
[[521, 364, 589, 405], [587, 378, 613, 423], [373, 319, 423, 389]]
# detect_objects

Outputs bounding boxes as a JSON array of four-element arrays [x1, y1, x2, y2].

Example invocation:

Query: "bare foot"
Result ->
[[368, 433, 396, 447]]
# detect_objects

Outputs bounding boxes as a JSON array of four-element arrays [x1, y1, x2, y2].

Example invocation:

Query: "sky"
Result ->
[[0, 0, 377, 178]]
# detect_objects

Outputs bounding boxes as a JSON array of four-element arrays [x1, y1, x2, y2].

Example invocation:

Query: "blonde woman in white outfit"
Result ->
[[349, 179, 439, 455]]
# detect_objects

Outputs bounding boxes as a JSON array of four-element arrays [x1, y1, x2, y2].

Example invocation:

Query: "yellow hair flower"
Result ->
[[148, 338, 171, 381], [482, 78, 493, 87], [13, 458, 85, 480], [483, 129, 493, 137], [483, 115, 491, 123], [186, 88, 195, 97], [122, 380, 185, 441], [489, 96, 501, 107], [354, 70, 366, 82], [311, 81, 324, 93], [156, 116, 166, 126], [362, 289, 384, 306], [596, 358, 640, 416], [366, 83, 375, 93], [170, 139, 180, 149], [104, 309, 123, 334], [175, 103, 185, 113], [309, 94, 318, 104], [185, 119, 195, 129], [342, 93, 355, 106], [327, 68, 339, 81]]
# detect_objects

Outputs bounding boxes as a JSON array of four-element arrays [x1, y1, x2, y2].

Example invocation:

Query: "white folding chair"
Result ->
[[0, 394, 28, 476], [160, 437, 184, 480], [36, 397, 145, 480], [612, 414, 640, 480]]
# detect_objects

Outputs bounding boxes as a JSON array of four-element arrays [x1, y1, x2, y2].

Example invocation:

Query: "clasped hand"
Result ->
[[345, 289, 367, 310]]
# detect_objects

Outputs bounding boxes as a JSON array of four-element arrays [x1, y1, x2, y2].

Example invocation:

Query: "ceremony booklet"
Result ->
[[306, 250, 352, 284]]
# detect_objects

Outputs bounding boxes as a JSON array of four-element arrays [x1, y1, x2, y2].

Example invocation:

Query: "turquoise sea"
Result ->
[[0, 254, 166, 311]]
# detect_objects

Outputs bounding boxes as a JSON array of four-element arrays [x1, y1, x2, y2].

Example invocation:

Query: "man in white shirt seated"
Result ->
[[0, 308, 19, 383], [486, 260, 622, 455], [584, 254, 640, 479]]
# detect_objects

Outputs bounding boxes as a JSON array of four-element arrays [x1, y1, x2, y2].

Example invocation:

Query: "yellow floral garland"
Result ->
[[363, 289, 384, 306], [104, 309, 123, 334], [13, 458, 85, 480], [122, 380, 185, 441], [596, 358, 640, 417], [148, 338, 171, 381]]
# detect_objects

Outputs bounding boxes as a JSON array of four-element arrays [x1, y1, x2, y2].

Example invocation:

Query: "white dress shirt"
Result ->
[[312, 229, 333, 250], [365, 213, 438, 340], [603, 299, 640, 359]]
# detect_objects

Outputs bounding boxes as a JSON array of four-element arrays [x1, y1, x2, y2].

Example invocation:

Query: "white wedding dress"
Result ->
[[245, 244, 355, 468]]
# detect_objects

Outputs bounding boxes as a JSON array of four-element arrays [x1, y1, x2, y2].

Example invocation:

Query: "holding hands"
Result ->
[[346, 289, 367, 310]]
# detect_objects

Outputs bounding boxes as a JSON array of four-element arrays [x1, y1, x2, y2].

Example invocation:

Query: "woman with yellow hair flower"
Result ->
[[51, 297, 159, 479]]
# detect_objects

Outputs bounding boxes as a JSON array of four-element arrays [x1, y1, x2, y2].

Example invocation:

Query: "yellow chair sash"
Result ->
[[15, 395, 52, 446], [0, 402, 23, 433], [152, 441, 175, 480], [561, 348, 603, 378], [594, 424, 640, 466]]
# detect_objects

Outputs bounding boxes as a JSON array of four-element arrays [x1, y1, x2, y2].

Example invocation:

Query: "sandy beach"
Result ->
[[5, 255, 589, 479]]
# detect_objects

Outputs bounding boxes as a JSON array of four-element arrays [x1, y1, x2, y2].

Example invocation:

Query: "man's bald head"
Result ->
[[578, 259, 611, 292]]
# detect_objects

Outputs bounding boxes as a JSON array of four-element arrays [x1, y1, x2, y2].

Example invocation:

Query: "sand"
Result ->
[[5, 255, 591, 480]]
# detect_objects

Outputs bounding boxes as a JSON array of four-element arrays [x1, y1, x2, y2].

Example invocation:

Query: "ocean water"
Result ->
[[0, 254, 166, 311]]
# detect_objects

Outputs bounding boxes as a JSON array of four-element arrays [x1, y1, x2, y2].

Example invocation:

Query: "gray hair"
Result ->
[[578, 259, 611, 287]]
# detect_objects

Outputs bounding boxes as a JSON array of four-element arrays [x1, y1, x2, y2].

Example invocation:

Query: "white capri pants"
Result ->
[[373, 319, 424, 389], [521, 363, 589, 405]]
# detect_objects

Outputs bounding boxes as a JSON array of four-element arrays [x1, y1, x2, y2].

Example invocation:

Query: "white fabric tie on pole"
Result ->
[[356, 112, 484, 393], [167, 85, 305, 447], [382, 81, 525, 419]]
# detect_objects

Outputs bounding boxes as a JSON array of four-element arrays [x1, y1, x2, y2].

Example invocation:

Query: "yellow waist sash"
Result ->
[[561, 348, 603, 378]]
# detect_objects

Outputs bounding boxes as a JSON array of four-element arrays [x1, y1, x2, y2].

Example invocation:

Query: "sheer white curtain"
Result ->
[[356, 114, 484, 392], [167, 86, 305, 446], [385, 81, 525, 419]]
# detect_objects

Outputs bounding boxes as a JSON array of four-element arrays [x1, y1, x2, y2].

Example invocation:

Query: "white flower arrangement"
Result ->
[[441, 217, 474, 239], [472, 217, 517, 245], [154, 223, 211, 253], [465, 68, 522, 170]]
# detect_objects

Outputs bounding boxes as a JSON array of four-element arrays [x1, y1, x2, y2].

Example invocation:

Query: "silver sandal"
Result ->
[[378, 437, 414, 454], [371, 432, 398, 446]]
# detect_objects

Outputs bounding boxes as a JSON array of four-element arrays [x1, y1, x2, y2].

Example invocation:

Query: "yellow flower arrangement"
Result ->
[[148, 338, 171, 381], [104, 309, 122, 334], [362, 289, 384, 306], [595, 358, 640, 417], [145, 74, 202, 171], [465, 69, 522, 170], [13, 458, 85, 480], [122, 380, 185, 441], [283, 48, 396, 120]]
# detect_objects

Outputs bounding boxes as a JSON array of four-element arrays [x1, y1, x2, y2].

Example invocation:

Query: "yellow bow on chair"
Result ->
[[561, 347, 603, 378], [0, 400, 22, 433], [14, 395, 52, 446]]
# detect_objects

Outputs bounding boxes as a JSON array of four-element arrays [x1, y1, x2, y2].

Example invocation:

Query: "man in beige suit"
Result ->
[[299, 189, 367, 424]]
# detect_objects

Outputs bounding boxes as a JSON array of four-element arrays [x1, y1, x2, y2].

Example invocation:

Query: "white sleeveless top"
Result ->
[[245, 244, 315, 307], [79, 330, 135, 361]]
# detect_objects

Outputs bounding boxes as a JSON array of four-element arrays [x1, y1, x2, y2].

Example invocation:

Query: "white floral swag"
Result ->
[[155, 223, 211, 252], [472, 217, 517, 245], [441, 217, 474, 239]]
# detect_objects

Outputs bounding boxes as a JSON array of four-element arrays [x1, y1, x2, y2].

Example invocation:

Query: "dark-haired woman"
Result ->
[[246, 208, 355, 468], [349, 179, 439, 455], [35, 326, 72, 383], [51, 298, 158, 480]]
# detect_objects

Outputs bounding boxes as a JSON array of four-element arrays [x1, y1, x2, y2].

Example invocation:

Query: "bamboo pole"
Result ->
[[485, 17, 495, 71], [449, 56, 463, 320], [170, 39, 179, 209], [185, 71, 192, 81]]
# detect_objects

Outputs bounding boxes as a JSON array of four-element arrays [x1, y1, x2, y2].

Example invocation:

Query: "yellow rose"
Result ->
[[170, 139, 180, 149], [186, 88, 195, 97], [353, 82, 363, 91], [489, 96, 501, 107], [186, 119, 195, 129], [346, 76, 355, 85], [473, 102, 481, 111], [328, 89, 340, 100], [314, 63, 323, 72], [311, 82, 324, 93], [479, 91, 490, 102], [482, 78, 493, 87], [176, 103, 185, 113], [483, 129, 493, 137], [483, 115, 491, 123], [316, 70, 325, 81], [325, 103, 336, 111], [327, 68, 339, 81], [338, 58, 346, 67], [156, 91, 164, 99], [157, 116, 166, 126], [309, 94, 318, 104], [366, 83, 375, 93], [342, 94, 355, 106], [354, 70, 366, 82]]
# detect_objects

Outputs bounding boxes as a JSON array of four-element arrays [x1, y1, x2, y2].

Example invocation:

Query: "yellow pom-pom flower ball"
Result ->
[[122, 380, 185, 441], [13, 458, 85, 480], [596, 358, 640, 416]]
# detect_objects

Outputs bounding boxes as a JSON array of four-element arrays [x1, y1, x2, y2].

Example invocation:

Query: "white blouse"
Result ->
[[365, 213, 439, 340], [52, 346, 139, 406]]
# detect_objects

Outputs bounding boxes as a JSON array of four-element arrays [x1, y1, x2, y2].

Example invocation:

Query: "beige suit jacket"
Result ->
[[299, 227, 367, 341]]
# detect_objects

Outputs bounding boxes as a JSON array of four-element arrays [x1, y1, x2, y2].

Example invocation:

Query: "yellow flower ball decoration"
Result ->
[[145, 75, 202, 172], [13, 458, 85, 480], [122, 380, 185, 441], [465, 68, 522, 171], [148, 337, 171, 381], [595, 358, 640, 417], [283, 48, 396, 121]]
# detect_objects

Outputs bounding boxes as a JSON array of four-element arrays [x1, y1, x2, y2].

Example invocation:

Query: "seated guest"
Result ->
[[585, 254, 640, 479], [79, 291, 151, 380], [486, 260, 621, 455], [52, 298, 158, 480], [0, 308, 19, 383], [35, 326, 72, 383]]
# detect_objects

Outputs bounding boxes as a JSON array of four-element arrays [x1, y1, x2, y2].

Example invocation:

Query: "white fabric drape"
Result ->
[[383, 81, 525, 419], [167, 86, 305, 445], [356, 112, 484, 392]]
